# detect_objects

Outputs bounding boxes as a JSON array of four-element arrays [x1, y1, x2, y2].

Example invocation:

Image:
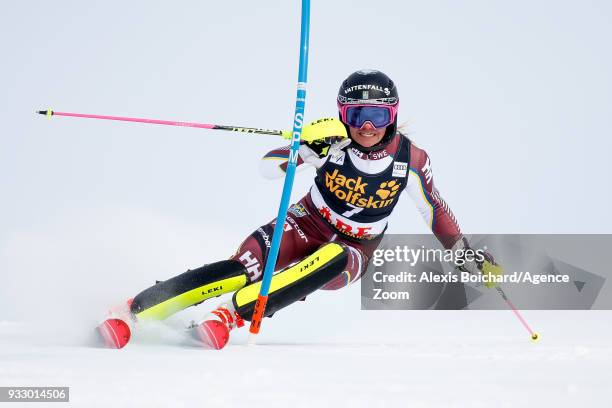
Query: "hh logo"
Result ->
[[239, 250, 261, 280], [422, 158, 433, 184]]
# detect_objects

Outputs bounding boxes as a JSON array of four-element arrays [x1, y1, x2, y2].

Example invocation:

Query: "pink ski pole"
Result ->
[[37, 109, 286, 137], [495, 285, 540, 342]]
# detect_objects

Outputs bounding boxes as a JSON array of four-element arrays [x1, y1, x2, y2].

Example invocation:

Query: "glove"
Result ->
[[452, 237, 504, 289], [477, 254, 504, 289], [305, 136, 349, 157], [282, 118, 348, 143], [301, 137, 352, 167]]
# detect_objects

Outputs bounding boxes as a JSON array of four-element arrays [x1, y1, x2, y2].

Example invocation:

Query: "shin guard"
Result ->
[[131, 260, 248, 321], [232, 243, 348, 321]]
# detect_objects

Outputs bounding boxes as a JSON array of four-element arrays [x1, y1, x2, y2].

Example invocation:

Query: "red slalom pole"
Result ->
[[37, 110, 285, 137]]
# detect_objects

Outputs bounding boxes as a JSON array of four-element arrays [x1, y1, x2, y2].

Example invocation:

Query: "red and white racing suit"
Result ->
[[230, 133, 462, 290]]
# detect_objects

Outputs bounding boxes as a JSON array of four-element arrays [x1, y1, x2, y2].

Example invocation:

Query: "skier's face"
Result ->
[[349, 121, 386, 148]]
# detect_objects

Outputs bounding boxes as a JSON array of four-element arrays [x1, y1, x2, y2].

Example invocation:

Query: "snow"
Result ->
[[2, 301, 611, 407]]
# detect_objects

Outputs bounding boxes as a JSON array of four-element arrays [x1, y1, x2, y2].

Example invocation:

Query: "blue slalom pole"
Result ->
[[248, 0, 310, 340]]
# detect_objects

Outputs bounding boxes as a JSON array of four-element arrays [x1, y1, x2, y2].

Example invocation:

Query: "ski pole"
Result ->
[[495, 285, 540, 342], [248, 0, 311, 344], [37, 109, 285, 137]]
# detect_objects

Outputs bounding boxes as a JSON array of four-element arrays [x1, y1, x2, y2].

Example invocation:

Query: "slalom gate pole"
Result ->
[[248, 0, 311, 344], [37, 110, 284, 137], [495, 286, 540, 342]]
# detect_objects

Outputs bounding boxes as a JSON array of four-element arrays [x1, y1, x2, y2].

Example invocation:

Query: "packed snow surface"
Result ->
[[2, 301, 611, 407]]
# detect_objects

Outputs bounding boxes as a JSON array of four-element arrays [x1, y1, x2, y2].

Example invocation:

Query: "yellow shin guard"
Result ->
[[233, 242, 348, 320]]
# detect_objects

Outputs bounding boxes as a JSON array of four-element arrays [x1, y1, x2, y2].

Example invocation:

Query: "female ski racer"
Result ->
[[98, 70, 500, 349]]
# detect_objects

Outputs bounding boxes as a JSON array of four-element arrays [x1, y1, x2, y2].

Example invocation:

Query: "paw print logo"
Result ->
[[376, 180, 401, 200]]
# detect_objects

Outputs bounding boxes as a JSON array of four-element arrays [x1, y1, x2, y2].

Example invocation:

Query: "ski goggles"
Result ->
[[339, 104, 398, 129]]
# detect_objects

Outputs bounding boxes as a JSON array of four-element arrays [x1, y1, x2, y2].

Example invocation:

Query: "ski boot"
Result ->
[[189, 304, 244, 350]]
